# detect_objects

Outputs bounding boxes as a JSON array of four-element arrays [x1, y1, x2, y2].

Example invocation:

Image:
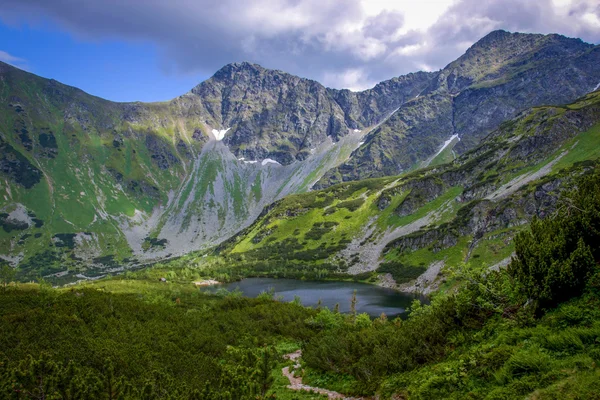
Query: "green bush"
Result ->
[[378, 261, 426, 283], [508, 169, 600, 311], [499, 346, 553, 381]]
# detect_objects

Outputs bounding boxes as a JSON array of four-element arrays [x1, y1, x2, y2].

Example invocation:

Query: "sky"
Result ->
[[0, 0, 599, 102]]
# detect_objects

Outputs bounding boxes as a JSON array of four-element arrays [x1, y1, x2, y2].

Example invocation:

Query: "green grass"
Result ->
[[386, 235, 472, 271], [552, 123, 600, 172], [384, 186, 463, 228], [468, 227, 518, 269]]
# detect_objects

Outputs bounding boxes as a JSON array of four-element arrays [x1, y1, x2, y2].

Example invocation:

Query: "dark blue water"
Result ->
[[203, 278, 426, 318]]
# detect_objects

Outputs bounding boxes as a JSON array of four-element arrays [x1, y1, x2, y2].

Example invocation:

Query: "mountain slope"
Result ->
[[1, 30, 599, 281], [0, 60, 415, 280], [316, 30, 600, 187], [188, 62, 432, 164], [216, 89, 600, 290]]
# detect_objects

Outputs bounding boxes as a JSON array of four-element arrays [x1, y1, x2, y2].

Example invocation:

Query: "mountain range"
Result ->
[[1, 29, 599, 282]]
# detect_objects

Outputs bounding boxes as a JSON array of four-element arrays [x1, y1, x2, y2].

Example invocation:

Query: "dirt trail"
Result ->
[[282, 351, 368, 399]]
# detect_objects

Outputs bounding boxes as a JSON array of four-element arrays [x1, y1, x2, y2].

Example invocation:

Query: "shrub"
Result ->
[[498, 346, 553, 382]]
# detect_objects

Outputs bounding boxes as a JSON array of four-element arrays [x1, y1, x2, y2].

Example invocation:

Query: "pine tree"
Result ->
[[255, 347, 275, 396]]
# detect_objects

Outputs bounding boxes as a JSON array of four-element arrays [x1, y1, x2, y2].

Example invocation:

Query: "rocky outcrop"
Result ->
[[383, 177, 563, 257], [0, 136, 42, 189], [393, 177, 446, 217]]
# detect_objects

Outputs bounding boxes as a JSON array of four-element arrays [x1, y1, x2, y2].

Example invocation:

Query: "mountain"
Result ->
[[1, 30, 599, 282], [315, 30, 600, 188], [216, 89, 600, 291], [0, 59, 423, 280], [188, 62, 432, 164]]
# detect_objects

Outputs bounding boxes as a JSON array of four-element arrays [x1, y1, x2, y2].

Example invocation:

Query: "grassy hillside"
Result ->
[[209, 91, 600, 291], [0, 62, 372, 282], [0, 62, 206, 278]]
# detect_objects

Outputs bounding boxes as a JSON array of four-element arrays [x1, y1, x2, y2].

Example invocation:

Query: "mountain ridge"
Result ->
[[315, 30, 600, 188]]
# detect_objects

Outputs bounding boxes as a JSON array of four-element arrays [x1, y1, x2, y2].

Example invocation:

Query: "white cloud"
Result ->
[[361, 0, 456, 33], [0, 50, 28, 70], [582, 12, 600, 27], [0, 50, 23, 63], [322, 68, 373, 91]]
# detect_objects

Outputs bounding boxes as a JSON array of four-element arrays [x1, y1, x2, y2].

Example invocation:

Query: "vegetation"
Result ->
[[0, 280, 317, 399], [299, 167, 600, 398], [1, 168, 599, 399]]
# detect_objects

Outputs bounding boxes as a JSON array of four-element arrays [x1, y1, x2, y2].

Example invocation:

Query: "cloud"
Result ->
[[0, 0, 599, 91], [0, 50, 28, 70]]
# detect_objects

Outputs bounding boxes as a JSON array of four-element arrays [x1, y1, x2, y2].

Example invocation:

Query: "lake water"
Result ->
[[203, 278, 426, 318]]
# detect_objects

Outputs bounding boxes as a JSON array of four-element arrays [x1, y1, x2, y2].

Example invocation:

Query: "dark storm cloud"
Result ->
[[1, 0, 599, 90]]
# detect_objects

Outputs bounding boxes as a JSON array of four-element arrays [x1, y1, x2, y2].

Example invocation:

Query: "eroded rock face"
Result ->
[[384, 178, 564, 256], [188, 62, 433, 165], [316, 30, 600, 188], [394, 178, 446, 217]]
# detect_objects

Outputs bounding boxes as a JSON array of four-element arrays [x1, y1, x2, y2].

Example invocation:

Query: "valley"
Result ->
[[1, 27, 600, 399]]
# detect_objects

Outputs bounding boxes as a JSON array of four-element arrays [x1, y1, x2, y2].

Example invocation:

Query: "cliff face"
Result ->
[[188, 62, 432, 164]]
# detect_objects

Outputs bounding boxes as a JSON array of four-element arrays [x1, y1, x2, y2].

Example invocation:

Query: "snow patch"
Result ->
[[261, 158, 281, 166], [211, 128, 230, 141], [594, 81, 600, 92], [358, 141, 365, 146], [353, 129, 361, 133], [243, 160, 258, 164], [238, 157, 245, 161], [433, 134, 460, 158]]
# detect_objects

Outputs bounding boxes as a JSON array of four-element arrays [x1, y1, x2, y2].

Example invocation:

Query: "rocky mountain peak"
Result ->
[[210, 61, 266, 81], [469, 29, 512, 47]]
